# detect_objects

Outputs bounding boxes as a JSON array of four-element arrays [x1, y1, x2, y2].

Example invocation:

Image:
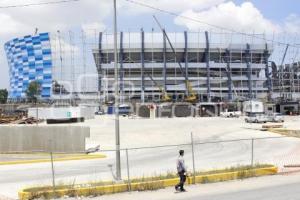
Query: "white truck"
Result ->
[[243, 100, 264, 114]]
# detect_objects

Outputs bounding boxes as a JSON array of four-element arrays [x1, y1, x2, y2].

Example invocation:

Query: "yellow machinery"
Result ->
[[146, 73, 171, 102], [185, 81, 197, 103]]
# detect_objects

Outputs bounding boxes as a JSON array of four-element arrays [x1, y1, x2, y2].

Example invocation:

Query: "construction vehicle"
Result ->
[[145, 72, 172, 102], [185, 81, 197, 102], [153, 16, 197, 103]]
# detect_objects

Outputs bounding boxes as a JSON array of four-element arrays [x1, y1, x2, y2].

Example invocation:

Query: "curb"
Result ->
[[18, 166, 278, 200], [0, 154, 106, 166]]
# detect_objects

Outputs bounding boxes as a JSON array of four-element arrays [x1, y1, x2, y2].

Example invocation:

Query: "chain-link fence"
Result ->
[[1, 135, 300, 193], [36, 134, 300, 191]]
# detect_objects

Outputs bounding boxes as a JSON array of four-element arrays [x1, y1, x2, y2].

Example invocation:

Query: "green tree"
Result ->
[[26, 81, 41, 102], [0, 89, 8, 104]]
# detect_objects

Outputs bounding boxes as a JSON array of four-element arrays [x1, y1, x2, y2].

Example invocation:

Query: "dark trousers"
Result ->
[[176, 172, 186, 190]]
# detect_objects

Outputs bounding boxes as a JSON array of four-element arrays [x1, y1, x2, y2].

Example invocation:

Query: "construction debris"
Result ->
[[11, 117, 43, 124], [0, 115, 21, 124], [0, 115, 42, 124]]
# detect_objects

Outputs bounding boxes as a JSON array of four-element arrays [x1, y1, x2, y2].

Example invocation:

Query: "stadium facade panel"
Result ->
[[4, 33, 52, 99]]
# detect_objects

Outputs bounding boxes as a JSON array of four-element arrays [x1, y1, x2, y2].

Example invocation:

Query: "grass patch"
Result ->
[[268, 128, 300, 138], [23, 163, 272, 195], [195, 163, 272, 176]]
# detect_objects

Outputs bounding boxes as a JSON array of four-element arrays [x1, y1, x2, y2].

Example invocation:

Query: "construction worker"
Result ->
[[175, 150, 187, 192]]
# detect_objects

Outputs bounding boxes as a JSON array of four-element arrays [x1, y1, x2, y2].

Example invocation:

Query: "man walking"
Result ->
[[175, 150, 187, 192]]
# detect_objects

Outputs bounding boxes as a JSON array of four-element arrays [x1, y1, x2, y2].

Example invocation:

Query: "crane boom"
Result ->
[[153, 15, 197, 102], [145, 73, 171, 102], [153, 16, 187, 82]]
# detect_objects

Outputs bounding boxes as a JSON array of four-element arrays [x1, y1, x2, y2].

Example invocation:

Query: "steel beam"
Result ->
[[205, 31, 211, 102], [246, 43, 252, 99]]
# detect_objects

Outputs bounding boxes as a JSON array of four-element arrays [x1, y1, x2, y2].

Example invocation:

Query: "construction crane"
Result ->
[[145, 72, 171, 102], [153, 15, 197, 103]]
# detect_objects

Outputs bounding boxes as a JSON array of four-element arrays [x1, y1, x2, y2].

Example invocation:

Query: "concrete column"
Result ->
[[205, 31, 211, 102], [163, 29, 167, 91], [120, 32, 124, 101], [141, 29, 145, 103], [98, 32, 102, 96], [246, 43, 252, 99], [225, 49, 233, 101], [184, 31, 188, 96], [264, 43, 272, 100]]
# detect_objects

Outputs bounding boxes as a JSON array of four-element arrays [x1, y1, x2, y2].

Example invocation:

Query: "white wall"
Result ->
[[28, 106, 95, 120]]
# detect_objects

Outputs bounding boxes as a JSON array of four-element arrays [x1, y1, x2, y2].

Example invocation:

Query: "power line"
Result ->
[[123, 0, 300, 49], [0, 0, 80, 9]]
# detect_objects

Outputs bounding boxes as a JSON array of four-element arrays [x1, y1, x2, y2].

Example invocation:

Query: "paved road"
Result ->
[[93, 171, 300, 200]]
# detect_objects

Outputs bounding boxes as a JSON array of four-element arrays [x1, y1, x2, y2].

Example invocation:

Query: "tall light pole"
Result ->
[[113, 0, 121, 180]]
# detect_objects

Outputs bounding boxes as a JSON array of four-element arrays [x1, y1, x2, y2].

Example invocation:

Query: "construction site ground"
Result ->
[[84, 115, 300, 150], [1, 115, 300, 199]]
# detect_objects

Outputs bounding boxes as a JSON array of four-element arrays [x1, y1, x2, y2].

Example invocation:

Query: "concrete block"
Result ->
[[0, 126, 90, 153]]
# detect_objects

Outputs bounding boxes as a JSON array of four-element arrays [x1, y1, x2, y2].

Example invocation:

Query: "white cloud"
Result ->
[[284, 14, 300, 33], [0, 13, 31, 36], [0, 0, 111, 36], [174, 1, 279, 34], [121, 0, 226, 14], [81, 22, 106, 32]]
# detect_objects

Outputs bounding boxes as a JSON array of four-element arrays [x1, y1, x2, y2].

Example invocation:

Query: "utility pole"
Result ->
[[113, 0, 121, 180]]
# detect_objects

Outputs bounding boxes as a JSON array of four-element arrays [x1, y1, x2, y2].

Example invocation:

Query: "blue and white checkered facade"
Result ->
[[4, 33, 52, 99]]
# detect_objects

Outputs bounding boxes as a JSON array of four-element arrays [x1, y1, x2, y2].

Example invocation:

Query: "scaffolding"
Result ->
[[93, 30, 273, 103]]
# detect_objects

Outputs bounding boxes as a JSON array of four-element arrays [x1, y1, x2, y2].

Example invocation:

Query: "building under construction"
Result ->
[[271, 61, 300, 100], [93, 31, 273, 103]]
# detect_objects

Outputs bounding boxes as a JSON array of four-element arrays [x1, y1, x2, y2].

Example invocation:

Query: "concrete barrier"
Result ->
[[173, 103, 195, 117], [136, 104, 151, 118], [156, 103, 173, 118], [0, 126, 90, 153]]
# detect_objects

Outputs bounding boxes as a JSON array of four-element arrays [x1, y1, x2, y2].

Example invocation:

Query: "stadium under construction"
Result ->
[[93, 30, 275, 104], [4, 29, 300, 114]]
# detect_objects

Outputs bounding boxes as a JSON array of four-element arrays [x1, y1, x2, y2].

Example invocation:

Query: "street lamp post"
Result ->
[[113, 0, 121, 180]]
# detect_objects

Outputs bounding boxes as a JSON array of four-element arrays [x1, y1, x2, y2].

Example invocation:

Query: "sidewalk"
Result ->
[[62, 171, 300, 200]]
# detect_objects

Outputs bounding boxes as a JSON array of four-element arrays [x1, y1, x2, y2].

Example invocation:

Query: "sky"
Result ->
[[0, 0, 299, 90]]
